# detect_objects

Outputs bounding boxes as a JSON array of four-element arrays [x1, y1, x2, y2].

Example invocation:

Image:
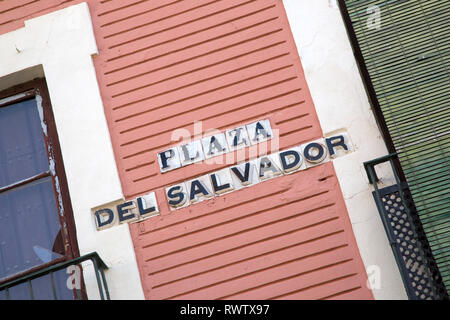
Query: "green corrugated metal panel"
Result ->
[[345, 0, 450, 293]]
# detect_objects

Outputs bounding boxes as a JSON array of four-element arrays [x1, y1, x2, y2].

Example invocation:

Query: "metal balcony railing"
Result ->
[[0, 252, 110, 300], [364, 153, 448, 300]]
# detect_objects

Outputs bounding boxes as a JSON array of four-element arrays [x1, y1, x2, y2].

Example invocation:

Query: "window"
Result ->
[[0, 79, 80, 299]]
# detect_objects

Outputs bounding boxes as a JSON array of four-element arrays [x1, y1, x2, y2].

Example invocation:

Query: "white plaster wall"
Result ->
[[0, 3, 144, 299], [283, 0, 408, 299]]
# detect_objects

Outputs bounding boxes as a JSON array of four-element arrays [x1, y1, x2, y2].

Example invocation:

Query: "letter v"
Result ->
[[231, 162, 252, 186]]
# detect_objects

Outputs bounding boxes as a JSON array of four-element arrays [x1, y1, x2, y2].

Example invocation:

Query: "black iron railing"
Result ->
[[364, 153, 448, 300], [0, 252, 109, 300]]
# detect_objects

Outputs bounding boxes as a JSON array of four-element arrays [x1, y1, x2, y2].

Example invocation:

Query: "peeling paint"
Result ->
[[35, 93, 48, 137], [54, 176, 65, 216], [0, 91, 30, 105], [48, 156, 56, 176]]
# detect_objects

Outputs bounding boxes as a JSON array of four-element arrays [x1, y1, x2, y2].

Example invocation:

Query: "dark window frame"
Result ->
[[0, 78, 80, 289]]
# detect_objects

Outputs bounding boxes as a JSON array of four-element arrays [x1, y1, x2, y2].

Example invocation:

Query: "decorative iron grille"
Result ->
[[364, 154, 448, 300]]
